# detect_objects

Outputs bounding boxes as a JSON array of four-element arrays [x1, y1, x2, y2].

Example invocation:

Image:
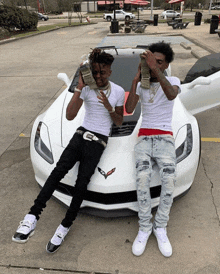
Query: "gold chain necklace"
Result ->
[[95, 82, 111, 98]]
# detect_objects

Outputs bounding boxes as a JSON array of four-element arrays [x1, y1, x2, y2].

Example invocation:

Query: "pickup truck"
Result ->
[[103, 10, 136, 21]]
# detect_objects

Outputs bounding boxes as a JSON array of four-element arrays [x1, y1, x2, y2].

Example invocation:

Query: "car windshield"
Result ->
[[69, 51, 140, 93], [110, 54, 140, 91]]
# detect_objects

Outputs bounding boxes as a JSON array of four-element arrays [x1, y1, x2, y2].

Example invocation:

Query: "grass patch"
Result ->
[[1, 22, 90, 41]]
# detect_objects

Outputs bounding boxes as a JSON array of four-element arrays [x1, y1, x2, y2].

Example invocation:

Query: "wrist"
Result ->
[[133, 78, 140, 83], [74, 87, 82, 93], [108, 107, 115, 113]]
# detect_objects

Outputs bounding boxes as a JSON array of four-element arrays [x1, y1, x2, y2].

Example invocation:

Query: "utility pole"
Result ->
[[37, 0, 41, 12], [42, 0, 46, 13], [24, 0, 27, 9]]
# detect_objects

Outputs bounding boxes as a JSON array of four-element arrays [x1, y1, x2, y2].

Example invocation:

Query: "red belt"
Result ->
[[138, 128, 173, 137]]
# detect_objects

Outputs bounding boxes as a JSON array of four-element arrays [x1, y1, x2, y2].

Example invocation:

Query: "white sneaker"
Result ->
[[12, 214, 37, 243], [153, 227, 172, 257], [132, 230, 152, 256], [46, 224, 70, 253]]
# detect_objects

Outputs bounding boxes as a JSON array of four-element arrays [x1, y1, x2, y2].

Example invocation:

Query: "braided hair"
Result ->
[[89, 48, 114, 66]]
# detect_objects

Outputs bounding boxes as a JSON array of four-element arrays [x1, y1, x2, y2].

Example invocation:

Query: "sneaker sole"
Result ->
[[12, 230, 35, 244], [46, 243, 61, 254]]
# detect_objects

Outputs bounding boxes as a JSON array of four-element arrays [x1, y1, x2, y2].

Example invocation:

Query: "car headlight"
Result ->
[[34, 122, 54, 164], [175, 124, 193, 164]]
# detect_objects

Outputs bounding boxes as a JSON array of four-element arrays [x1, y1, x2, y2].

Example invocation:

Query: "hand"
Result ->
[[77, 71, 85, 90], [141, 50, 157, 70], [97, 90, 112, 111]]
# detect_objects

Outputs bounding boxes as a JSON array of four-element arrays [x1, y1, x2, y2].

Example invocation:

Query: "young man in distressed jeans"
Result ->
[[125, 42, 181, 257]]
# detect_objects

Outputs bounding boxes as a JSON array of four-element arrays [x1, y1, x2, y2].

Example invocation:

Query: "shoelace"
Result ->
[[55, 232, 65, 240], [19, 220, 32, 229], [138, 231, 149, 243], [51, 231, 67, 245], [156, 229, 169, 243]]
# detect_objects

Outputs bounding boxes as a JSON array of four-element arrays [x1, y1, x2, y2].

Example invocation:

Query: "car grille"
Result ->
[[111, 121, 137, 137], [110, 102, 141, 137], [55, 182, 162, 204]]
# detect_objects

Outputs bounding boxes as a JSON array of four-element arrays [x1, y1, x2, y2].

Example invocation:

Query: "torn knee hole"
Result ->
[[136, 160, 150, 172], [163, 167, 175, 174], [163, 193, 172, 205]]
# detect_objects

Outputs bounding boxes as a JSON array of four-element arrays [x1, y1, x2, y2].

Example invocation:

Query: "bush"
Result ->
[[50, 10, 63, 15], [0, 27, 10, 39], [0, 5, 38, 31], [204, 18, 211, 24]]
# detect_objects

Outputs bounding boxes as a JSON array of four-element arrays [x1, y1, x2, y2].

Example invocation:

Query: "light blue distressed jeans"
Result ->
[[134, 134, 176, 233]]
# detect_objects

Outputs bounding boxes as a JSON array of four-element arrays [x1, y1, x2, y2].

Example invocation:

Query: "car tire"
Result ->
[[107, 16, 112, 22], [42, 18, 45, 21], [125, 16, 130, 21]]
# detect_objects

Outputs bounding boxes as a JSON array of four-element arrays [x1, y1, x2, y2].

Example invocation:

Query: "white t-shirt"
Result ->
[[136, 76, 181, 132], [80, 81, 125, 136]]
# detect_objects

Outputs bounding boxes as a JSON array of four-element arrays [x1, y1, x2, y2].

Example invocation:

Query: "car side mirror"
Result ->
[[57, 73, 71, 87]]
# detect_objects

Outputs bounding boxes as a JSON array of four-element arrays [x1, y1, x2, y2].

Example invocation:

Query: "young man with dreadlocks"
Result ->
[[126, 42, 181, 258], [12, 48, 125, 253]]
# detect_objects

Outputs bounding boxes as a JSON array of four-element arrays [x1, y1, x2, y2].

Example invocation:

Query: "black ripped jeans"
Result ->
[[29, 127, 107, 228]]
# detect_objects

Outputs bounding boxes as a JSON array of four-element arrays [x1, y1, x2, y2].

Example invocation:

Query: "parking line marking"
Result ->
[[88, 31, 97, 35], [201, 138, 220, 143]]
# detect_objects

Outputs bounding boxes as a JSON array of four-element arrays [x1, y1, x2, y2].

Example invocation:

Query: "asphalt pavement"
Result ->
[[0, 18, 220, 274]]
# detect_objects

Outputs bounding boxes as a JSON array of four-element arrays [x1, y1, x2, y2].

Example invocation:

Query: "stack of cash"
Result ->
[[140, 54, 150, 89], [80, 63, 98, 91]]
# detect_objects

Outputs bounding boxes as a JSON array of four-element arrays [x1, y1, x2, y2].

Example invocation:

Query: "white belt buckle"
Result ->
[[83, 131, 99, 142], [83, 131, 94, 141]]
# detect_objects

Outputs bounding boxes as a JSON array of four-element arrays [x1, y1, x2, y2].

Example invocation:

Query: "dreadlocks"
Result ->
[[89, 48, 114, 66]]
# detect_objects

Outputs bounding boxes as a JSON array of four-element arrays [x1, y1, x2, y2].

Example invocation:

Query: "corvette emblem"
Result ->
[[98, 167, 116, 179]]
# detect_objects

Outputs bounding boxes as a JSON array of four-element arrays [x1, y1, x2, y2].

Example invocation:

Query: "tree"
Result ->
[[57, 0, 83, 22], [184, 0, 206, 10]]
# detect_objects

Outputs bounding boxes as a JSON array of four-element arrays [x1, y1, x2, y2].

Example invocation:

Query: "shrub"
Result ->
[[0, 27, 10, 39], [204, 18, 211, 24], [0, 5, 38, 31], [50, 10, 63, 15]]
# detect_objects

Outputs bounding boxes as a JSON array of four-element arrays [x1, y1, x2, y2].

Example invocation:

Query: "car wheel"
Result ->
[[107, 16, 111, 21], [125, 16, 130, 21], [42, 18, 45, 21]]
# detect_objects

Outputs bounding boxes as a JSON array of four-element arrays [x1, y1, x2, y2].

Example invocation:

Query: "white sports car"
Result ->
[[30, 48, 220, 217]]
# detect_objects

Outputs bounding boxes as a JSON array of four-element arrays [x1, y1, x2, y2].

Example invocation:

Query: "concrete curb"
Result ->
[[182, 33, 217, 54]]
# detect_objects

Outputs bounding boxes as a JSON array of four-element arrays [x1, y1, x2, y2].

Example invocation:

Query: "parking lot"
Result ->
[[0, 21, 220, 274]]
